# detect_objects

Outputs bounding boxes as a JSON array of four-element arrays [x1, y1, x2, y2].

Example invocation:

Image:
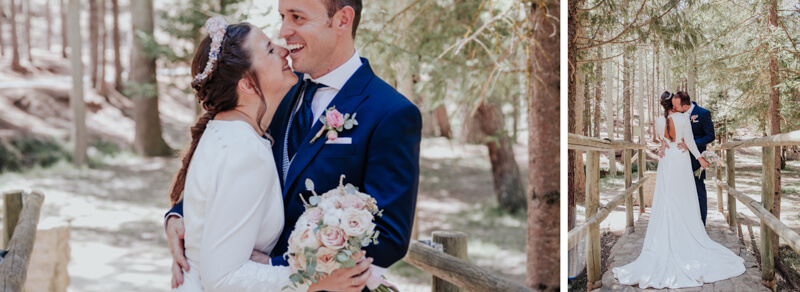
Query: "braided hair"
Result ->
[[168, 22, 268, 206]]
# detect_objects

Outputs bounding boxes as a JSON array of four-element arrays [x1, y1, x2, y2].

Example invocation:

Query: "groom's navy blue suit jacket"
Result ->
[[689, 102, 715, 179], [168, 58, 422, 269]]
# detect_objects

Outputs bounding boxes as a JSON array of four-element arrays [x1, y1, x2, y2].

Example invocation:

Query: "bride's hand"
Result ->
[[249, 249, 270, 265], [698, 157, 711, 169], [309, 252, 372, 292]]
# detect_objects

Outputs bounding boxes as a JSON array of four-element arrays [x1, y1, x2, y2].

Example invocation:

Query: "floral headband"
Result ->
[[193, 16, 228, 83]]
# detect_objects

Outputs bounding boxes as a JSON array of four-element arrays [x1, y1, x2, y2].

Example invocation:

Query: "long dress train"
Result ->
[[612, 112, 745, 289]]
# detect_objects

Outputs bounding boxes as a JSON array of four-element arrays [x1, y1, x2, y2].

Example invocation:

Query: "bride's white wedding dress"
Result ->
[[173, 120, 308, 292], [612, 112, 745, 289]]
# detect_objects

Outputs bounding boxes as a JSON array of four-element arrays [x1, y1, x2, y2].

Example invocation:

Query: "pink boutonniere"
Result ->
[[691, 115, 698, 122], [310, 106, 359, 143]]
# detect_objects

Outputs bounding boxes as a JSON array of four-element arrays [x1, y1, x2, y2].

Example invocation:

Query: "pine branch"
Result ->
[[577, 0, 673, 52], [577, 50, 625, 64]]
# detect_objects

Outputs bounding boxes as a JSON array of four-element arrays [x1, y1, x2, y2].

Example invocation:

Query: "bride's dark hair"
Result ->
[[168, 22, 269, 206], [660, 91, 675, 141]]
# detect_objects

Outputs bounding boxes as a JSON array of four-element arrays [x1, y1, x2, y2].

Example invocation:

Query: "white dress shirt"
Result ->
[[296, 50, 363, 126]]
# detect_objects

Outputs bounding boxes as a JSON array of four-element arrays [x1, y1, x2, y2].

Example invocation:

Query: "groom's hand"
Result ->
[[678, 139, 688, 152], [659, 140, 667, 158], [166, 216, 188, 288]]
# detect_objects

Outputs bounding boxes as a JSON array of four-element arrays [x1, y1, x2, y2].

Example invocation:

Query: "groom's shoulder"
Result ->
[[364, 75, 419, 112], [695, 105, 711, 116]]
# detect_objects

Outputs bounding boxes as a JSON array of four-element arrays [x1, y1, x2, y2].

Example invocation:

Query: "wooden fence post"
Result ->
[[726, 149, 737, 228], [3, 190, 24, 249], [761, 146, 775, 289], [624, 149, 633, 233], [432, 231, 468, 292], [716, 150, 724, 213], [638, 148, 644, 214], [585, 151, 602, 290]]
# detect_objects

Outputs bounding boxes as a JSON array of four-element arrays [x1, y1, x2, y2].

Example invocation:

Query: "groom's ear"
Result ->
[[332, 6, 356, 37]]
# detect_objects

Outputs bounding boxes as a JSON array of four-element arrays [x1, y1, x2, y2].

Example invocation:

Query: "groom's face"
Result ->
[[279, 0, 338, 77], [671, 97, 690, 112]]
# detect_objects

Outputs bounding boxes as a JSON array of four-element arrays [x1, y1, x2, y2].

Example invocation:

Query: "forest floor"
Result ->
[[570, 144, 800, 291], [0, 50, 528, 291]]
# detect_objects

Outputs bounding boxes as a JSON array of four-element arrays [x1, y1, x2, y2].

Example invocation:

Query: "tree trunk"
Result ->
[[68, 0, 87, 166], [97, 0, 108, 94], [9, 0, 24, 72], [605, 46, 615, 175], [527, 1, 559, 290], [89, 0, 99, 88], [474, 101, 526, 214], [594, 55, 602, 138], [46, 0, 52, 50], [0, 0, 5, 56], [570, 65, 586, 204], [768, 0, 782, 260], [112, 0, 122, 91], [61, 0, 67, 58], [687, 52, 696, 101], [130, 0, 172, 156], [624, 51, 632, 142], [433, 105, 452, 139], [24, 0, 30, 62], [583, 72, 591, 136]]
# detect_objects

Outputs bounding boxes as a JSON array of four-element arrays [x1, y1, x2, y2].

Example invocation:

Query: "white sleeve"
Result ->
[[682, 115, 703, 159], [199, 138, 308, 292]]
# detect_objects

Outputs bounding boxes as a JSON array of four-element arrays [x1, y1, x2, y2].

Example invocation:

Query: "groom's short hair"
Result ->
[[675, 91, 692, 106], [323, 0, 362, 39]]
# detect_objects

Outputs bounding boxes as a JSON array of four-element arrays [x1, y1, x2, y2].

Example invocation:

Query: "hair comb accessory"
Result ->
[[193, 16, 228, 83]]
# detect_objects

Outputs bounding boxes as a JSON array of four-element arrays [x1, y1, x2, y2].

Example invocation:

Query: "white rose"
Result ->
[[340, 208, 374, 237], [323, 209, 343, 227], [318, 196, 341, 212]]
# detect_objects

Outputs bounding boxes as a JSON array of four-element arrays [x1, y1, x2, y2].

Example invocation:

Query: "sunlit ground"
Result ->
[[0, 134, 529, 291]]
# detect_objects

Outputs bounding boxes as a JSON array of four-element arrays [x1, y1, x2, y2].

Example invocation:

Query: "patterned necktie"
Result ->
[[287, 79, 326, 159]]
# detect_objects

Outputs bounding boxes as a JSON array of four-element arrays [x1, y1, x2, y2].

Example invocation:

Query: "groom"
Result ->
[[165, 0, 422, 289], [664, 91, 715, 225]]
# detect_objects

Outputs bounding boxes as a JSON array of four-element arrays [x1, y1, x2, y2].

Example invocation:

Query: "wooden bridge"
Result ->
[[569, 130, 800, 291]]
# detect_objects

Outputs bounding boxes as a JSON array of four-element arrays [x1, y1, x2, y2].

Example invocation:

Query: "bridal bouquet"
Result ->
[[284, 175, 396, 291], [695, 152, 725, 178]]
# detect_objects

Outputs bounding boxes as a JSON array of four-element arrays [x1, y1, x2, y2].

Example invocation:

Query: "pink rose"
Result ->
[[306, 207, 324, 223], [288, 251, 307, 273], [327, 130, 338, 141], [341, 208, 375, 237], [319, 226, 347, 249], [340, 194, 366, 210], [289, 225, 321, 251], [315, 247, 341, 275], [326, 109, 345, 128]]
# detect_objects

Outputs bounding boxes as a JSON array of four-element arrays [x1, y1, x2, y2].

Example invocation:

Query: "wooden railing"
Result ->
[[568, 134, 649, 290], [0, 190, 45, 291], [403, 231, 535, 292], [707, 130, 800, 290]]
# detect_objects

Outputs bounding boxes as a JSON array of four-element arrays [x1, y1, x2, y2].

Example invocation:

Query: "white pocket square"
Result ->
[[325, 137, 352, 144]]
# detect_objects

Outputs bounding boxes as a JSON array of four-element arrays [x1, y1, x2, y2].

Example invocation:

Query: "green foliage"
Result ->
[[358, 0, 528, 111], [0, 137, 70, 173]]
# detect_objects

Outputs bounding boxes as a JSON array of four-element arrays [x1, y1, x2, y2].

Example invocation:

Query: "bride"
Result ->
[[169, 17, 370, 291], [612, 91, 745, 289]]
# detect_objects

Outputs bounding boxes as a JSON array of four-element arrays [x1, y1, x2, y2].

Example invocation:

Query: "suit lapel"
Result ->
[[270, 74, 304, 188], [282, 59, 376, 198]]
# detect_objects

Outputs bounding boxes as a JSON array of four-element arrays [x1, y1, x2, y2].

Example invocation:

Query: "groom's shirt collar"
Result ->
[[302, 50, 362, 90], [687, 103, 695, 116]]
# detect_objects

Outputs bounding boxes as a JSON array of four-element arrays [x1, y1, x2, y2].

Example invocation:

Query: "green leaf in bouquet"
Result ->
[[344, 119, 354, 130], [336, 251, 350, 262], [361, 237, 371, 247], [305, 179, 315, 191], [307, 259, 317, 276], [343, 249, 353, 256], [319, 115, 327, 125], [344, 113, 350, 120], [309, 196, 321, 206], [342, 258, 357, 268], [336, 125, 344, 132], [345, 184, 356, 195]]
